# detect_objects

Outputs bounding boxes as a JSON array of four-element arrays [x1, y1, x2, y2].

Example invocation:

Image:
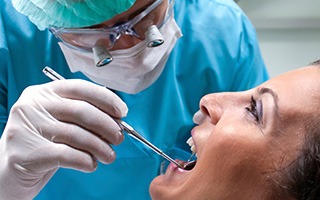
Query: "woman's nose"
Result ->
[[200, 94, 222, 125], [199, 92, 240, 125]]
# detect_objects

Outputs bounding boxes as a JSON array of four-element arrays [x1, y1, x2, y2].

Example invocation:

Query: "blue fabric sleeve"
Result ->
[[230, 8, 269, 90], [0, 4, 9, 132]]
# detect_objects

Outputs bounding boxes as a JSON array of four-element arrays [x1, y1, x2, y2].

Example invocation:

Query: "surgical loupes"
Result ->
[[145, 25, 164, 47], [92, 45, 113, 67]]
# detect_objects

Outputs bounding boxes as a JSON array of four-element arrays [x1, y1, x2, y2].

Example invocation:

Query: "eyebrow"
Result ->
[[258, 87, 280, 122]]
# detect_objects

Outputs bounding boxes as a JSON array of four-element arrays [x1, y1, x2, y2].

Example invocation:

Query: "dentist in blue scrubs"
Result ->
[[0, 0, 269, 199]]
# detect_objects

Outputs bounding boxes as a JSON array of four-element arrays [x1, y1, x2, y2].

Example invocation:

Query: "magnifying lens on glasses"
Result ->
[[92, 45, 113, 67]]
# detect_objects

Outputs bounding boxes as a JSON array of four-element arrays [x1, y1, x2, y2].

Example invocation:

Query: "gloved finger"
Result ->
[[50, 79, 128, 118], [41, 121, 117, 164], [47, 98, 124, 145], [21, 143, 98, 173]]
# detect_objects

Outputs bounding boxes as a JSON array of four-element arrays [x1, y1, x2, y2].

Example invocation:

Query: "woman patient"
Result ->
[[149, 60, 320, 200]]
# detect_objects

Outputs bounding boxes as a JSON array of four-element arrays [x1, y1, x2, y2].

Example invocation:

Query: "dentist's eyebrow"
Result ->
[[258, 87, 279, 120]]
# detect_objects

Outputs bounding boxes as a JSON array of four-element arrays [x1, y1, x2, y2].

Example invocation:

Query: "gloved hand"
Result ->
[[0, 79, 128, 200]]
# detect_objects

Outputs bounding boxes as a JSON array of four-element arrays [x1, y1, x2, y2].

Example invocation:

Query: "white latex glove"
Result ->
[[0, 79, 128, 200]]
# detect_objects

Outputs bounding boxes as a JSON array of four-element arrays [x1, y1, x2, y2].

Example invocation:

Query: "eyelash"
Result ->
[[246, 96, 261, 123]]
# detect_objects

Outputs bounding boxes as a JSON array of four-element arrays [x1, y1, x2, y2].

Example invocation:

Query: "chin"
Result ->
[[149, 176, 179, 200]]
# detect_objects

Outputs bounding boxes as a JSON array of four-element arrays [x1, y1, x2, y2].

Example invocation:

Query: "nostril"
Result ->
[[200, 104, 220, 125], [200, 105, 210, 117], [199, 94, 222, 125]]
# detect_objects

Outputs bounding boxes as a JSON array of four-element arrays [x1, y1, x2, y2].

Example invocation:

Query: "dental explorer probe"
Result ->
[[42, 66, 185, 169]]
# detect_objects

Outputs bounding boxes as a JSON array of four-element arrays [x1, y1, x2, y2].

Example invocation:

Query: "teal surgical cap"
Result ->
[[12, 0, 136, 30]]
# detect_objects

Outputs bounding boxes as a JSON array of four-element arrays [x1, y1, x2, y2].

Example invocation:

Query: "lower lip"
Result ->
[[159, 161, 191, 184], [167, 161, 188, 173]]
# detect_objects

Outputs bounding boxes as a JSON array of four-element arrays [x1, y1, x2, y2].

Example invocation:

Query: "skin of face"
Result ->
[[149, 66, 320, 200]]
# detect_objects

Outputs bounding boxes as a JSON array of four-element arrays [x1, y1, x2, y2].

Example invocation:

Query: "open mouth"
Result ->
[[183, 137, 198, 170], [183, 160, 197, 170], [161, 136, 198, 173]]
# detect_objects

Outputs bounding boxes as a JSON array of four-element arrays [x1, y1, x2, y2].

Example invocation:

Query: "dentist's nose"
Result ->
[[111, 34, 142, 50]]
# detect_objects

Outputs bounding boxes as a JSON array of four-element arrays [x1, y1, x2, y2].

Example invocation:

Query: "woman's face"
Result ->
[[149, 66, 320, 200]]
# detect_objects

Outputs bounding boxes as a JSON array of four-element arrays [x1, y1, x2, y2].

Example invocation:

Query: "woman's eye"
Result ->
[[246, 96, 263, 123]]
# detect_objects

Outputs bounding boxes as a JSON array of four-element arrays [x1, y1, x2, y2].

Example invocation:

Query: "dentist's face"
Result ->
[[91, 0, 168, 50], [149, 66, 320, 200]]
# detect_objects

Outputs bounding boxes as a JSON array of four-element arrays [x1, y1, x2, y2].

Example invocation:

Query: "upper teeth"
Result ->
[[187, 137, 197, 155]]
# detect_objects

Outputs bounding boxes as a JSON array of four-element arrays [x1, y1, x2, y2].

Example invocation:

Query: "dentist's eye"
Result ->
[[246, 96, 263, 123]]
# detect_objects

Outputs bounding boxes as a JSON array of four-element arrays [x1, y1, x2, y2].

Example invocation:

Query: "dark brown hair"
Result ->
[[282, 121, 320, 200], [275, 59, 320, 200], [309, 59, 320, 66]]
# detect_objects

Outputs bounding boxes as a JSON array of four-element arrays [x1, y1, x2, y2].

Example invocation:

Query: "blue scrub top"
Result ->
[[0, 0, 269, 199]]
